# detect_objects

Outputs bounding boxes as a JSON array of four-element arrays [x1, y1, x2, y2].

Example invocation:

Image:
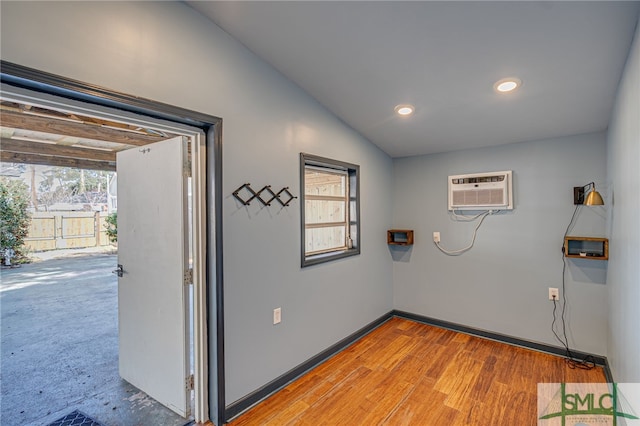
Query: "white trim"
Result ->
[[190, 130, 209, 422]]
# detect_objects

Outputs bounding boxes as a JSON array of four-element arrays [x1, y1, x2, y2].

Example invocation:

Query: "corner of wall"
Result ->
[[605, 15, 640, 383]]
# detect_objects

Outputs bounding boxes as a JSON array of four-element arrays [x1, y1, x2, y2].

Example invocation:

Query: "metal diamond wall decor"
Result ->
[[274, 187, 297, 206], [233, 183, 297, 207]]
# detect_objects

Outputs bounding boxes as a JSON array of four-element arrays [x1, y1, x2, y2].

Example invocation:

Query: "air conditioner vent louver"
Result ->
[[448, 171, 513, 210]]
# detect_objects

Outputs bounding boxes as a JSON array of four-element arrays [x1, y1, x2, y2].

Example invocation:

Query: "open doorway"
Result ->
[[1, 86, 211, 425]]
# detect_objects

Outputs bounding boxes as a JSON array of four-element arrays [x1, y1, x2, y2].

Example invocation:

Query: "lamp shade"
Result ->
[[584, 188, 604, 206]]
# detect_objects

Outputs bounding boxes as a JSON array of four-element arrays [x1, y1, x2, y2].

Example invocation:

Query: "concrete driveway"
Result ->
[[0, 254, 189, 426]]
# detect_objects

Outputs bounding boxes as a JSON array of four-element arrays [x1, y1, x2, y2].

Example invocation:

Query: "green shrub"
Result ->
[[0, 178, 32, 263], [105, 212, 117, 243]]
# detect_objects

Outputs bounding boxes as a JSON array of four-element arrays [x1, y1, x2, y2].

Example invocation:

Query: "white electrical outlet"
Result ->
[[549, 288, 559, 301], [273, 307, 281, 325], [433, 232, 441, 243]]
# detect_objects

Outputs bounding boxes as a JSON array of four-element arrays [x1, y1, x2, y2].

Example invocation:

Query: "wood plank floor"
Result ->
[[230, 317, 606, 425]]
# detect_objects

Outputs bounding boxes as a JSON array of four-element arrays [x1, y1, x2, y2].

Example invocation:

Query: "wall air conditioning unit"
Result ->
[[448, 170, 513, 211]]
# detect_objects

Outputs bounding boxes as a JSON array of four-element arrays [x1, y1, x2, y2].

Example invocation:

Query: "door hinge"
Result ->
[[183, 159, 192, 177], [184, 268, 193, 286], [186, 374, 194, 390]]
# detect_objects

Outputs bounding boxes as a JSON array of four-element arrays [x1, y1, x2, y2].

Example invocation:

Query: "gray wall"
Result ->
[[3, 0, 638, 409], [391, 133, 609, 355], [606, 19, 640, 383], [0, 1, 393, 406]]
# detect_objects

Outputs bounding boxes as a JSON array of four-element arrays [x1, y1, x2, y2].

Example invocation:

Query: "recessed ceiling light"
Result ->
[[395, 104, 415, 116], [494, 78, 522, 93]]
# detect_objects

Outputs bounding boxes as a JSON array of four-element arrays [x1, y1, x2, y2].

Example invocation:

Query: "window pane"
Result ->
[[305, 170, 345, 197], [305, 226, 346, 253], [305, 199, 345, 224], [301, 153, 359, 267]]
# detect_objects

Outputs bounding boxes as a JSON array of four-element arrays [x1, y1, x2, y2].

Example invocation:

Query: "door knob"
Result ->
[[112, 264, 124, 277]]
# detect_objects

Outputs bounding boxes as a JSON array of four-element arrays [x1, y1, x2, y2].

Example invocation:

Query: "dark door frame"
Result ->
[[0, 61, 226, 425]]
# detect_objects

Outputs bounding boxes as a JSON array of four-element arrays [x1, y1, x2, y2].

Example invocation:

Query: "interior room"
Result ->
[[1, 1, 638, 425]]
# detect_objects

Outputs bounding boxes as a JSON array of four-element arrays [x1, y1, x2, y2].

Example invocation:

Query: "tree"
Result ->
[[29, 165, 38, 210], [0, 177, 32, 263], [37, 167, 112, 208], [105, 212, 117, 244]]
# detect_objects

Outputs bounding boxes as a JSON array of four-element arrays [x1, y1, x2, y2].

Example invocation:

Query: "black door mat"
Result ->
[[47, 410, 105, 426]]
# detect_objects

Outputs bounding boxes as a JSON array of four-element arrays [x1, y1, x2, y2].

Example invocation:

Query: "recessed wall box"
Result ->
[[387, 230, 414, 246], [564, 236, 608, 260], [448, 170, 513, 210]]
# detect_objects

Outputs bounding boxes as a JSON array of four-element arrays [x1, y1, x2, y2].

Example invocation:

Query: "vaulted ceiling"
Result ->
[[1, 3, 638, 168], [189, 1, 640, 158]]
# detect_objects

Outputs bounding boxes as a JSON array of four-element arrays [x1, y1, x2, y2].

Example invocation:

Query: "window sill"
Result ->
[[302, 247, 360, 267]]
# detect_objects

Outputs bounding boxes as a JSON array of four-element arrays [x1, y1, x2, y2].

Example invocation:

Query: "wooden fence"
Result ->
[[24, 211, 111, 252]]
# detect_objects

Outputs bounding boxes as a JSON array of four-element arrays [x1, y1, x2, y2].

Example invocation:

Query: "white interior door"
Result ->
[[117, 136, 191, 417]]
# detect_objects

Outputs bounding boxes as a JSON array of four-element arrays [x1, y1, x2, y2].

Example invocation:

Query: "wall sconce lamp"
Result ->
[[573, 182, 604, 205]]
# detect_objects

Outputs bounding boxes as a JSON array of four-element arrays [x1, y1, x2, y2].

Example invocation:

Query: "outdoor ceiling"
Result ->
[[0, 101, 179, 171], [188, 1, 640, 158]]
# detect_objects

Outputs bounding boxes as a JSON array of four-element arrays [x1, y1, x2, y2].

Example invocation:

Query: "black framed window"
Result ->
[[300, 153, 360, 267]]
